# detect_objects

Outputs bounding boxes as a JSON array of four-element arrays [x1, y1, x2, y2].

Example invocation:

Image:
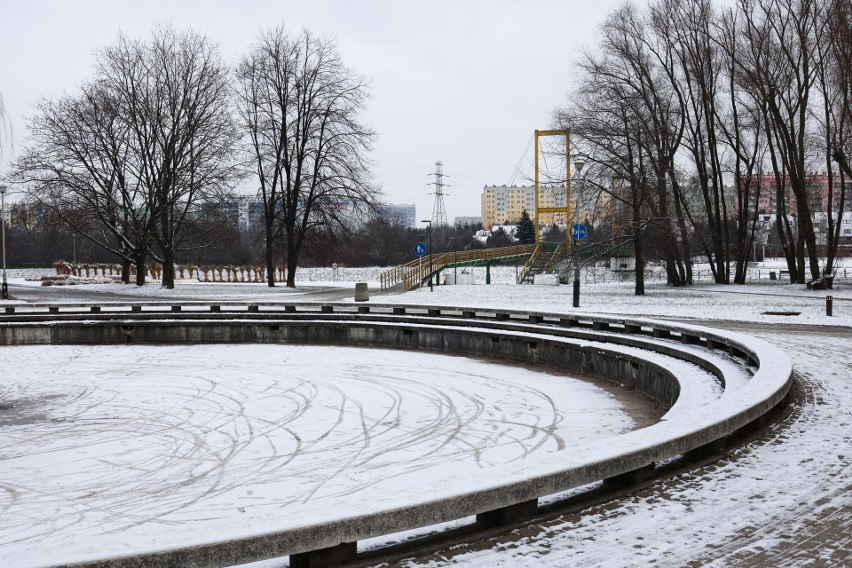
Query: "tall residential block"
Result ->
[[481, 185, 567, 229]]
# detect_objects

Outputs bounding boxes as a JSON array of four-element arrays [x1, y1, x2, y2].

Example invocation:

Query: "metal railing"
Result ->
[[517, 242, 567, 284], [544, 243, 567, 272], [517, 245, 541, 284], [381, 244, 536, 290]]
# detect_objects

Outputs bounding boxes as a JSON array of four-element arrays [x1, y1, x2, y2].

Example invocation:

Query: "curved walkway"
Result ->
[[381, 322, 850, 567]]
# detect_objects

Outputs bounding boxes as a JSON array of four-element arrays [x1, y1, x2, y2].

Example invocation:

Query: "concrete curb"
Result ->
[[0, 302, 792, 568]]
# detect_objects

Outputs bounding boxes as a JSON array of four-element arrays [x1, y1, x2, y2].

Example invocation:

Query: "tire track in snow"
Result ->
[[0, 344, 639, 567]]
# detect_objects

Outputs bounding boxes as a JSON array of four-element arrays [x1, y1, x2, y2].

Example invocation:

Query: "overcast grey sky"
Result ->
[[1, 0, 626, 222]]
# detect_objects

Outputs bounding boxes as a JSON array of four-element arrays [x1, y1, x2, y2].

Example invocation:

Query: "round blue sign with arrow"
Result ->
[[570, 223, 587, 241], [414, 242, 427, 256]]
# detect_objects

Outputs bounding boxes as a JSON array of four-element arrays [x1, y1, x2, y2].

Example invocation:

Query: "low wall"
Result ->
[[0, 303, 792, 568]]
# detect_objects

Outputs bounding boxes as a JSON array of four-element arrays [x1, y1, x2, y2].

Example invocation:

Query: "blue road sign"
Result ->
[[414, 242, 427, 256], [570, 223, 587, 241]]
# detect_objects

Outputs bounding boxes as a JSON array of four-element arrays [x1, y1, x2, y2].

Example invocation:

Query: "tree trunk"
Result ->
[[161, 248, 175, 289], [286, 227, 297, 288], [633, 236, 645, 296], [671, 193, 693, 284], [633, 206, 645, 296], [265, 220, 276, 287], [134, 251, 146, 286], [286, 255, 297, 288], [794, 221, 805, 284], [121, 257, 131, 284]]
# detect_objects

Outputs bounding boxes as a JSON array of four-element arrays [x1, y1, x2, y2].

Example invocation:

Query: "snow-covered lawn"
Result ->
[[380, 280, 852, 327], [5, 262, 851, 328]]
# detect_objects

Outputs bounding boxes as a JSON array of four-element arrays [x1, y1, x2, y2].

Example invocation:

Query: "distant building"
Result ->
[[815, 211, 852, 241], [480, 185, 568, 228], [746, 174, 850, 216], [377, 203, 416, 227], [201, 195, 266, 232], [8, 202, 50, 231], [453, 215, 482, 227], [211, 195, 378, 232]]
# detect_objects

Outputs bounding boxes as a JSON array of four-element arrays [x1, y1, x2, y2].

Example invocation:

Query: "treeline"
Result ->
[[560, 0, 851, 293], [11, 25, 374, 288], [3, 202, 493, 270]]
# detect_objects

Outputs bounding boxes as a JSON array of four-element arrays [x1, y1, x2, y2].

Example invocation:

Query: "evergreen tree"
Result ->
[[486, 227, 513, 248], [516, 209, 536, 244]]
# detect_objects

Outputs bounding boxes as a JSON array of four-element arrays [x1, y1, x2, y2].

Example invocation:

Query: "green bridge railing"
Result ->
[[380, 244, 537, 290]]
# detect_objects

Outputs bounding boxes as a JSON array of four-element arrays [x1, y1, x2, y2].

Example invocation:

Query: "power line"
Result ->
[[508, 135, 533, 187]]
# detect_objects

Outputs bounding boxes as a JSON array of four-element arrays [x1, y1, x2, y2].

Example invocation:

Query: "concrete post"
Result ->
[[290, 542, 356, 568], [355, 282, 369, 302], [476, 499, 538, 528]]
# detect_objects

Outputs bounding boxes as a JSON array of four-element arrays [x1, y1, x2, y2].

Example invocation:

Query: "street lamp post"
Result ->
[[421, 220, 433, 291], [0, 183, 8, 300], [573, 160, 584, 308]]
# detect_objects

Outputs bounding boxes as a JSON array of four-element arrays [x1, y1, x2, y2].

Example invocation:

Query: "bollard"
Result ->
[[826, 295, 833, 317], [355, 282, 369, 302]]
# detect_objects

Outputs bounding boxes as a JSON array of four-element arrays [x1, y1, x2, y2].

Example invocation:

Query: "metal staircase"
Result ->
[[517, 243, 566, 284]]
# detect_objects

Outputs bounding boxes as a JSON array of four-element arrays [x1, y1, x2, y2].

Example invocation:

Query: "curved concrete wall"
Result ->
[[0, 302, 792, 568]]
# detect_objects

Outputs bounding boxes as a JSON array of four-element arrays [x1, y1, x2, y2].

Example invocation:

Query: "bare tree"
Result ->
[[561, 4, 692, 292], [559, 41, 654, 295], [98, 26, 240, 288], [234, 28, 292, 286], [605, 5, 691, 286], [561, 0, 845, 290], [16, 26, 238, 287], [715, 5, 768, 283], [15, 82, 154, 284], [735, 0, 824, 283], [828, 0, 852, 178], [235, 28, 376, 288], [819, 0, 852, 276], [652, 0, 736, 283]]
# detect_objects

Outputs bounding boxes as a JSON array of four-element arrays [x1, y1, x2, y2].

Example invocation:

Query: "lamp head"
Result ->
[[574, 160, 585, 173], [0, 183, 7, 195]]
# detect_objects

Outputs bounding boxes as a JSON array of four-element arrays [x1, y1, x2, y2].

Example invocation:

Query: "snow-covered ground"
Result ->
[[5, 261, 852, 329], [393, 328, 851, 568], [0, 265, 849, 567], [0, 346, 635, 567]]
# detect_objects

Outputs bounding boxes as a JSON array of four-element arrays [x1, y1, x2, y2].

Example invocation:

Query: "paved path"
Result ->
[[379, 322, 851, 567]]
